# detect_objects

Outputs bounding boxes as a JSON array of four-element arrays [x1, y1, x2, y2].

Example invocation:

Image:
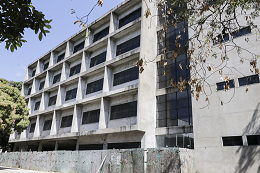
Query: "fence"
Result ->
[[0, 148, 194, 173]]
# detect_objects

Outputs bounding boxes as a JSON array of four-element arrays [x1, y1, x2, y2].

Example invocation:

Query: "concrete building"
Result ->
[[9, 0, 193, 152]]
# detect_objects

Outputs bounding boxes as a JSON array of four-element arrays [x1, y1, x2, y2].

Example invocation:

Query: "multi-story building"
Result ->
[[9, 0, 194, 152]]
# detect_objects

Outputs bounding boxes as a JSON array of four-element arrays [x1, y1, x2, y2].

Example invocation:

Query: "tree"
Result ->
[[0, 0, 52, 52], [0, 81, 29, 152], [0, 78, 23, 91]]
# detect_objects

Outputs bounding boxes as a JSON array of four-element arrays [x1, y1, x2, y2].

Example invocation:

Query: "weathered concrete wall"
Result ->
[[0, 148, 194, 173]]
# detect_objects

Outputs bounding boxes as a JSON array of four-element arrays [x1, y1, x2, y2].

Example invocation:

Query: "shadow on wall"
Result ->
[[235, 102, 260, 173]]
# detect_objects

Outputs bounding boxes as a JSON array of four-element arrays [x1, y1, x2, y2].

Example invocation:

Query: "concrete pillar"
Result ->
[[81, 52, 87, 73], [39, 92, 49, 111], [20, 129, 27, 139], [71, 104, 82, 133], [61, 62, 70, 81], [99, 97, 109, 129], [38, 143, 42, 152], [65, 41, 74, 58], [76, 77, 86, 101], [56, 85, 65, 106], [24, 68, 29, 81], [85, 28, 93, 47], [75, 138, 79, 151], [54, 141, 58, 151], [45, 71, 50, 88], [31, 78, 36, 94], [50, 110, 61, 135], [109, 12, 118, 33], [21, 84, 26, 96], [106, 37, 116, 61], [103, 66, 112, 92], [34, 115, 42, 137], [35, 60, 41, 75], [49, 51, 57, 67], [28, 97, 32, 114]]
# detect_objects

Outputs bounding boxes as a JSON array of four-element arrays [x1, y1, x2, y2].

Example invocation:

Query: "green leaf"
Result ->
[[39, 32, 43, 41], [10, 44, 14, 52]]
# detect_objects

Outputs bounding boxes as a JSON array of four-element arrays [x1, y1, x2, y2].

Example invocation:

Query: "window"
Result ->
[[57, 53, 65, 63], [86, 79, 104, 94], [113, 67, 139, 86], [222, 136, 243, 146], [157, 22, 188, 55], [213, 34, 229, 45], [65, 88, 77, 101], [53, 73, 61, 84], [119, 8, 141, 28], [157, 90, 192, 127], [27, 87, 32, 96], [156, 133, 194, 149], [157, 53, 190, 89], [110, 101, 137, 120], [43, 120, 52, 131], [34, 101, 41, 111], [69, 64, 81, 77], [116, 35, 140, 56], [239, 74, 259, 86], [39, 81, 45, 90], [78, 144, 103, 150], [73, 41, 84, 54], [247, 135, 260, 146], [107, 142, 141, 149], [232, 26, 251, 38], [43, 62, 49, 71], [60, 115, 73, 128], [93, 27, 109, 42], [90, 52, 106, 68], [29, 123, 36, 133], [32, 69, 36, 77], [48, 95, 57, 106], [216, 80, 235, 91], [82, 109, 100, 124]]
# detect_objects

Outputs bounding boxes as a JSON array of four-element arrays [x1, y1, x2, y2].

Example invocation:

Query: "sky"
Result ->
[[0, 0, 124, 82]]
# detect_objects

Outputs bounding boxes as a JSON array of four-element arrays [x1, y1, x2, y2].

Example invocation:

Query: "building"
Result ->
[[9, 0, 194, 152]]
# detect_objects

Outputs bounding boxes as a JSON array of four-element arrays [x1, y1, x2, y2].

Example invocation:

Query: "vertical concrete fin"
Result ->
[[103, 66, 112, 92], [56, 85, 64, 106], [85, 28, 93, 47], [21, 84, 25, 96], [65, 41, 74, 58], [49, 51, 57, 67], [28, 97, 32, 114], [61, 62, 69, 81], [39, 92, 45, 111], [45, 71, 50, 89], [36, 60, 41, 75], [71, 104, 82, 133], [99, 97, 109, 129], [24, 68, 29, 81], [34, 115, 40, 137], [50, 110, 61, 135], [109, 12, 118, 33], [106, 38, 115, 61], [77, 77, 86, 101], [81, 51, 87, 73], [31, 78, 36, 94]]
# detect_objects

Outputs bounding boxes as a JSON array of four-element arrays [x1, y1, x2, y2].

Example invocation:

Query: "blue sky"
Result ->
[[0, 0, 124, 82]]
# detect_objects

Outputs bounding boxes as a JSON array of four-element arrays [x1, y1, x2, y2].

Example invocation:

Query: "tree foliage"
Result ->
[[0, 78, 23, 91], [0, 0, 52, 52], [0, 81, 29, 151]]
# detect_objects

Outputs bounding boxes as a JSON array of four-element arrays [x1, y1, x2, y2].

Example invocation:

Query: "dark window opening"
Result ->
[[157, 53, 190, 89], [29, 123, 36, 133], [39, 81, 45, 90], [73, 41, 85, 54], [53, 73, 61, 84], [43, 62, 49, 71], [119, 8, 141, 28], [58, 141, 76, 151], [27, 145, 38, 151], [113, 67, 139, 86], [48, 95, 57, 106], [157, 90, 192, 127], [79, 144, 103, 150], [239, 74, 259, 86], [222, 136, 243, 146], [90, 52, 106, 68], [32, 70, 36, 77], [69, 64, 81, 77], [42, 145, 55, 151], [27, 87, 32, 96], [86, 79, 104, 95], [110, 101, 137, 120], [116, 35, 140, 56], [60, 115, 73, 128], [43, 119, 52, 131], [57, 53, 65, 63], [108, 142, 141, 149], [213, 34, 229, 45], [232, 26, 251, 38], [247, 135, 260, 146], [34, 101, 41, 111], [216, 80, 235, 91], [65, 88, 77, 101], [82, 109, 100, 124], [93, 27, 109, 42]]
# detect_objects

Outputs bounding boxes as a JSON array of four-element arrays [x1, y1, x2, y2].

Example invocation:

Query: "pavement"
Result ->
[[0, 166, 56, 173]]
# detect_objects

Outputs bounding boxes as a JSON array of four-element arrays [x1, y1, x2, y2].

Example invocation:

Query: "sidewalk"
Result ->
[[0, 166, 56, 173]]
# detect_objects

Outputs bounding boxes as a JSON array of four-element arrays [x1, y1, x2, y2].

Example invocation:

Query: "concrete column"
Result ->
[[39, 92, 49, 111], [85, 28, 93, 47], [56, 85, 65, 106], [71, 104, 82, 133], [103, 66, 112, 92], [81, 51, 87, 73], [31, 78, 36, 94], [61, 62, 70, 81], [34, 115, 42, 137], [75, 138, 79, 151], [65, 41, 74, 58], [99, 97, 109, 129], [38, 143, 42, 152], [28, 97, 32, 114], [35, 60, 41, 75], [54, 141, 59, 151], [50, 110, 61, 135], [24, 68, 29, 81], [21, 84, 26, 96], [109, 12, 118, 33], [45, 71, 50, 88], [20, 129, 27, 139], [106, 37, 116, 61], [76, 77, 86, 101], [49, 51, 57, 67]]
